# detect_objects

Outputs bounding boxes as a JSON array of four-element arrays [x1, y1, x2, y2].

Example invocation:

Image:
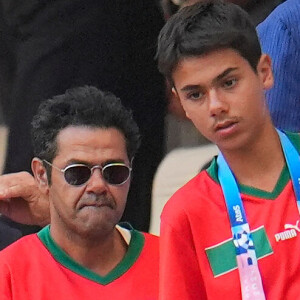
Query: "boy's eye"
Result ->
[[223, 78, 237, 88], [187, 91, 204, 100]]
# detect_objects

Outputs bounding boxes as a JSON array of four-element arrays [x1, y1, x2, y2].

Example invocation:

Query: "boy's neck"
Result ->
[[220, 125, 285, 192]]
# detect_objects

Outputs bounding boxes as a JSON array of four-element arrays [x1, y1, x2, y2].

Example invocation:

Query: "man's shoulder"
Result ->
[[118, 224, 159, 255], [125, 230, 159, 275], [141, 232, 159, 246], [140, 232, 159, 258], [118, 223, 159, 242], [0, 234, 40, 262], [134, 230, 159, 251], [141, 231, 159, 239]]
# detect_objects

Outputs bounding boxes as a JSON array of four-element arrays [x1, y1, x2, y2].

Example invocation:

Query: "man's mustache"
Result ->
[[77, 194, 116, 210]]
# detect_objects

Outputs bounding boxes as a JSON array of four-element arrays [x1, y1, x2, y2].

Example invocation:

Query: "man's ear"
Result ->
[[31, 158, 49, 194], [257, 54, 274, 90], [171, 86, 190, 119]]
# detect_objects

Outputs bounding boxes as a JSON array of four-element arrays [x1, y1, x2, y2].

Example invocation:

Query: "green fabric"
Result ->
[[206, 131, 300, 199], [205, 227, 273, 277], [38, 225, 144, 285]]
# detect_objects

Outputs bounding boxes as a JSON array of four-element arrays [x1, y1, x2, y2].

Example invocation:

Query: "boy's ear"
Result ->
[[171, 87, 190, 119], [171, 86, 177, 96], [257, 54, 274, 90], [31, 158, 49, 194]]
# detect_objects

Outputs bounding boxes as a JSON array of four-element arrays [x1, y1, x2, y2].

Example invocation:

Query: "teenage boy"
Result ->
[[156, 1, 300, 299]]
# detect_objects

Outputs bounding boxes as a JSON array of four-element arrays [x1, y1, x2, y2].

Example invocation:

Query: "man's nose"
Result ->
[[85, 169, 107, 193], [208, 90, 229, 117]]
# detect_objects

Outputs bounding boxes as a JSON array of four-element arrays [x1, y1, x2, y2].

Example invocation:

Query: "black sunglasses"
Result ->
[[43, 160, 132, 186]]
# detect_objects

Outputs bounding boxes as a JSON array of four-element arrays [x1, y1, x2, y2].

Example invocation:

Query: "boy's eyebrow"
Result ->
[[180, 84, 202, 92], [179, 67, 238, 92], [212, 67, 238, 84]]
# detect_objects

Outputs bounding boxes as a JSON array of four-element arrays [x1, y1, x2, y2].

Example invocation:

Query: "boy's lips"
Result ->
[[213, 118, 240, 139], [215, 120, 237, 131]]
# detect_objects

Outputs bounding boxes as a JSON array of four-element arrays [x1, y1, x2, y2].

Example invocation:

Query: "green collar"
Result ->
[[38, 224, 144, 285], [206, 132, 300, 199]]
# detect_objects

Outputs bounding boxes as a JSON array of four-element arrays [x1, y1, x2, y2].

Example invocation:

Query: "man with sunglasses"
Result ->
[[0, 86, 159, 299]]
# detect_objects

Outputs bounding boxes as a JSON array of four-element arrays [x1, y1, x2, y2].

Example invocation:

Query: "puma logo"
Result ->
[[275, 220, 300, 242]]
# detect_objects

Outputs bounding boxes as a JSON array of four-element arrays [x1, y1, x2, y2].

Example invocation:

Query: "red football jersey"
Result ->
[[0, 226, 159, 300], [160, 132, 300, 299]]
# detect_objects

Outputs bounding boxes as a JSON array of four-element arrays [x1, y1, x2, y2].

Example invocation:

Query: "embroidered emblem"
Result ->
[[274, 220, 300, 242]]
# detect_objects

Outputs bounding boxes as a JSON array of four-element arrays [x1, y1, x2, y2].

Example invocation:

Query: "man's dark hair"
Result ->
[[157, 0, 262, 82], [31, 86, 141, 166]]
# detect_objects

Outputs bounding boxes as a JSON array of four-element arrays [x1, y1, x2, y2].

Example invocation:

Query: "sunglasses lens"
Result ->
[[64, 166, 91, 186], [103, 165, 130, 185]]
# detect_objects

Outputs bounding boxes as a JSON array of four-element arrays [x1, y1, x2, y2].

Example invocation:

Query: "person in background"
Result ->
[[257, 0, 300, 131], [0, 171, 51, 250], [161, 0, 284, 23], [156, 1, 300, 299], [0, 0, 166, 235], [0, 86, 159, 299]]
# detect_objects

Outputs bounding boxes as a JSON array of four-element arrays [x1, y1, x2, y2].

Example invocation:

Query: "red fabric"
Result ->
[[0, 232, 159, 300], [160, 171, 300, 299]]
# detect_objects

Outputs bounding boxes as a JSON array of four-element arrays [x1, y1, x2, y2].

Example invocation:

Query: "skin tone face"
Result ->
[[33, 126, 130, 245], [172, 48, 274, 155]]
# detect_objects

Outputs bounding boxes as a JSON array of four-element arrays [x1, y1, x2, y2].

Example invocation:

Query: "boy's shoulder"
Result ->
[[161, 165, 222, 221], [286, 131, 300, 152]]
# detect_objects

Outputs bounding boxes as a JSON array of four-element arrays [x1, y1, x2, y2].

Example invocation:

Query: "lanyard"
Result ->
[[276, 130, 300, 209], [217, 129, 300, 299]]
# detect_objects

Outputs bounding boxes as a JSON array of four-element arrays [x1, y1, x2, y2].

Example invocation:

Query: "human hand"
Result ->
[[0, 172, 50, 226]]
